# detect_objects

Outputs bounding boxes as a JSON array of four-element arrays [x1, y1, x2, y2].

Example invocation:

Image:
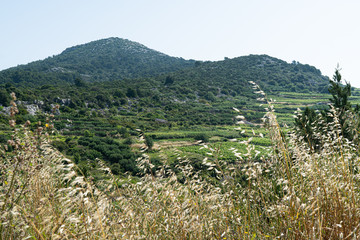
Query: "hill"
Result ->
[[0, 37, 347, 195], [0, 37, 194, 86], [155, 55, 329, 102], [0, 38, 332, 128], [0, 38, 329, 93]]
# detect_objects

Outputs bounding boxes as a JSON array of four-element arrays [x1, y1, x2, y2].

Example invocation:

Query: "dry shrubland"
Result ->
[[1, 91, 360, 240]]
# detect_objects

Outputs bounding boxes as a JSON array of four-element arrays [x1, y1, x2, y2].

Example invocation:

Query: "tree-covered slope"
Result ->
[[0, 37, 194, 86], [0, 38, 329, 93], [0, 38, 332, 128], [158, 55, 329, 100]]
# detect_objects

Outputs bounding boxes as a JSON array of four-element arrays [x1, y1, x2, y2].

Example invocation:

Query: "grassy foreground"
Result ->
[[2, 95, 360, 239]]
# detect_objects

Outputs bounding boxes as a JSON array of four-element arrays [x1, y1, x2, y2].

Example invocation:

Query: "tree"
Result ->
[[0, 89, 10, 106], [126, 88, 137, 98], [114, 89, 125, 98], [194, 133, 209, 142], [328, 67, 351, 133], [74, 78, 86, 87], [295, 68, 353, 149], [294, 107, 319, 151], [144, 135, 154, 150], [164, 76, 174, 85]]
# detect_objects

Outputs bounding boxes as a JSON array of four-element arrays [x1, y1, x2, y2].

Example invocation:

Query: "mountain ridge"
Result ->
[[0, 37, 195, 86], [0, 37, 329, 94], [0, 37, 334, 137]]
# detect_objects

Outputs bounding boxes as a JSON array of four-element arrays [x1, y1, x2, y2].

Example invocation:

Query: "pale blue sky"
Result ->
[[1, 0, 360, 86]]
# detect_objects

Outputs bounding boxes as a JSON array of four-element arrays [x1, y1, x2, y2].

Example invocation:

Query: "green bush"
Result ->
[[193, 133, 209, 142], [144, 135, 154, 150]]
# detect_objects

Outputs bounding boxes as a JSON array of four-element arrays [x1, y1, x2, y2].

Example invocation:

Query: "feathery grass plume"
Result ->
[[236, 81, 360, 239], [2, 87, 360, 239], [0, 93, 110, 239]]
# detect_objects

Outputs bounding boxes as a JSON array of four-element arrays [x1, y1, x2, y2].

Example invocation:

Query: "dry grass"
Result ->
[[1, 91, 360, 239]]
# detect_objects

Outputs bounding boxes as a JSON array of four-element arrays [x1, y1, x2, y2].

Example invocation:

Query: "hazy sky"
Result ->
[[1, 0, 360, 86]]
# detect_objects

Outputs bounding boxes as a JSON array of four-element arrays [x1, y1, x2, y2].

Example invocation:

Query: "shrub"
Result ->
[[144, 135, 154, 150], [193, 133, 209, 142]]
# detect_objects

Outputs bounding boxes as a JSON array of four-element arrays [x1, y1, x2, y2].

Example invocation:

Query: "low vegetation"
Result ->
[[2, 76, 360, 239], [1, 39, 359, 239]]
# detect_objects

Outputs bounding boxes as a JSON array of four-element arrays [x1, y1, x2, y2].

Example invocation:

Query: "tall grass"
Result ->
[[1, 91, 360, 239]]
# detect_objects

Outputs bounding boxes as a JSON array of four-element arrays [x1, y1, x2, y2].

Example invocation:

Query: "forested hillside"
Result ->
[[0, 38, 331, 134], [0, 37, 335, 179], [0, 37, 194, 86], [2, 75, 360, 239], [0, 37, 328, 92]]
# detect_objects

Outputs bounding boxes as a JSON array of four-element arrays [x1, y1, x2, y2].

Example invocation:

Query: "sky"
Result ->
[[1, 0, 360, 86]]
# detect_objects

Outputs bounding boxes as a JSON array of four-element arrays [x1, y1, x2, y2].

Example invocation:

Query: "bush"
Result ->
[[193, 133, 209, 142], [51, 140, 69, 152], [144, 135, 154, 150]]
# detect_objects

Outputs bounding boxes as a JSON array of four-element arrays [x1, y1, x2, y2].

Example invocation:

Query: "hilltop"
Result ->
[[0, 37, 329, 93], [0, 37, 333, 130], [0, 37, 194, 86]]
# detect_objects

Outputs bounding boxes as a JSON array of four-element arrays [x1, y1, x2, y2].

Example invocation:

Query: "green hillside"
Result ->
[[155, 55, 330, 103], [0, 38, 329, 93], [0, 38, 332, 133], [0, 37, 339, 178], [0, 37, 194, 86]]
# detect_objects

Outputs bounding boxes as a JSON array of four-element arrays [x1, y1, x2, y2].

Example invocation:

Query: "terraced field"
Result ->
[[4, 90, 359, 176], [143, 91, 360, 164]]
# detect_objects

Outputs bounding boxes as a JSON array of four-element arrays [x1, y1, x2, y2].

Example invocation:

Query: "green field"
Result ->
[[2, 90, 360, 177], [136, 91, 360, 165]]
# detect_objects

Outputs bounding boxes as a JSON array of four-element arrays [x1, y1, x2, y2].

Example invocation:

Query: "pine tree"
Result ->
[[295, 67, 353, 149], [328, 67, 352, 135]]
